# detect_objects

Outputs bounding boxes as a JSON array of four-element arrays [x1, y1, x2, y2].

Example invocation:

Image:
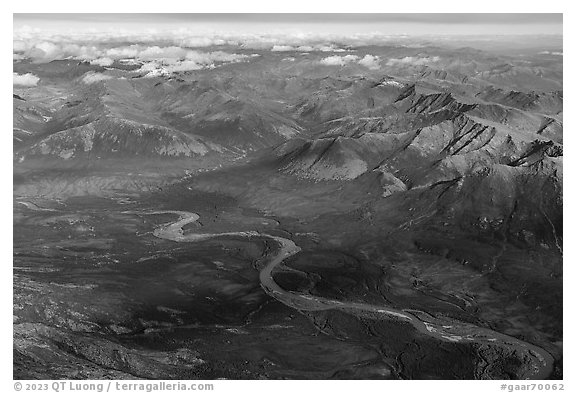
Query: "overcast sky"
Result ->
[[14, 14, 563, 36]]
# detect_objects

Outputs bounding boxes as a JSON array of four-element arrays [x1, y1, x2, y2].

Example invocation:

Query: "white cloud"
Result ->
[[13, 73, 40, 87], [188, 51, 249, 64], [34, 41, 60, 57], [271, 45, 295, 52], [386, 56, 440, 66], [14, 40, 104, 62], [320, 55, 359, 66], [13, 40, 28, 52], [358, 55, 381, 70], [271, 44, 346, 53], [105, 46, 140, 59], [539, 51, 563, 56], [136, 51, 250, 77], [90, 57, 114, 66], [81, 72, 112, 84], [61, 44, 101, 60], [137, 46, 188, 61], [180, 37, 228, 48], [318, 53, 384, 69], [317, 45, 347, 52]]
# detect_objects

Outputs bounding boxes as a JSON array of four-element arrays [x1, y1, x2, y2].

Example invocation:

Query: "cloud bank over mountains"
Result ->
[[13, 26, 387, 64], [12, 20, 562, 83], [13, 22, 562, 65], [13, 25, 411, 50], [13, 27, 394, 77]]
